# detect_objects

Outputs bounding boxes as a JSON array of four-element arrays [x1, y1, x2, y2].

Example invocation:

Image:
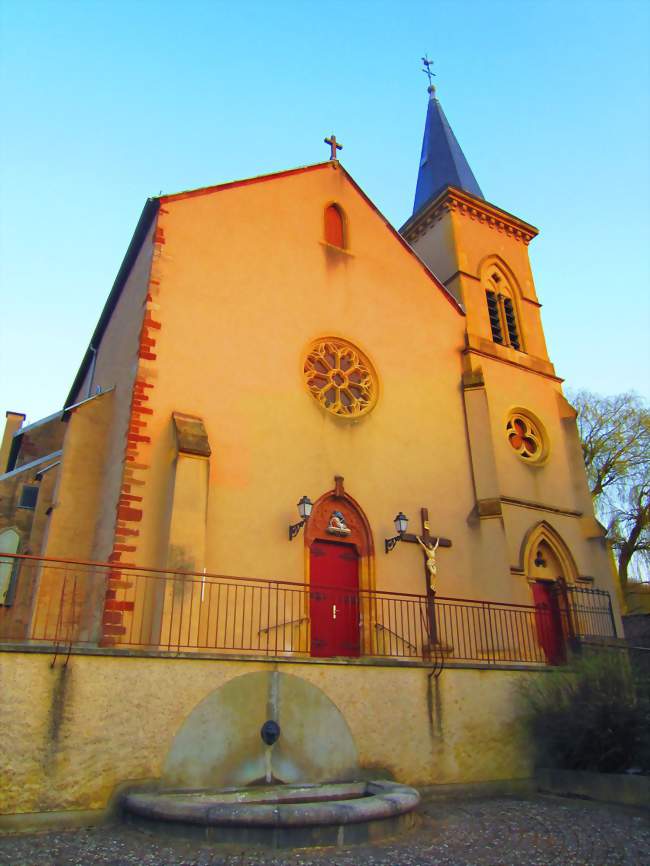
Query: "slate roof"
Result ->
[[412, 86, 483, 216]]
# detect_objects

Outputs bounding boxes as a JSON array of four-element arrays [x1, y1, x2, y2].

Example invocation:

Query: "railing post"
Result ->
[[607, 592, 617, 639], [486, 601, 495, 664]]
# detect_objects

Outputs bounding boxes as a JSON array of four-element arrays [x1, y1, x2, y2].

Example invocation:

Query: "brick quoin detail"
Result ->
[[127, 433, 151, 444], [104, 599, 135, 612], [103, 625, 127, 637], [101, 217, 166, 646], [116, 521, 140, 533]]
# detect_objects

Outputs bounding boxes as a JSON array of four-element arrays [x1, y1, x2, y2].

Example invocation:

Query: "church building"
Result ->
[[0, 82, 620, 828]]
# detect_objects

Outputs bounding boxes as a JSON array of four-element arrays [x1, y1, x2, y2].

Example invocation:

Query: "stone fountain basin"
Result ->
[[123, 780, 420, 846]]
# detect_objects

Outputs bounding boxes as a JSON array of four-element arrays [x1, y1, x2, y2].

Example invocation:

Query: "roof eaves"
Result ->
[[0, 450, 64, 484], [14, 409, 63, 436], [400, 185, 539, 239], [62, 386, 115, 421], [64, 198, 160, 408], [158, 161, 332, 204]]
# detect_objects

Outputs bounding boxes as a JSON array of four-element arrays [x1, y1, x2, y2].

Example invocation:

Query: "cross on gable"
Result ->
[[324, 134, 343, 160]]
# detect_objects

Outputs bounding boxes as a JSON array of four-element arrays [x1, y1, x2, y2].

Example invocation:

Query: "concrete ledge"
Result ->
[[0, 808, 105, 835], [536, 768, 650, 809], [0, 642, 550, 673], [420, 778, 536, 801]]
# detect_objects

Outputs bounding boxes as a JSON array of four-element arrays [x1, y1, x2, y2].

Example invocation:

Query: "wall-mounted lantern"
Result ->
[[289, 495, 313, 540], [384, 512, 409, 553]]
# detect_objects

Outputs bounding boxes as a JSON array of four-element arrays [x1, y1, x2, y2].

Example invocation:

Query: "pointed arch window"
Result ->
[[324, 204, 345, 248], [485, 270, 521, 351]]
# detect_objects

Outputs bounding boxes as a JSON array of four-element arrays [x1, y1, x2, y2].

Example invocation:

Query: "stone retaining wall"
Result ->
[[0, 649, 543, 830]]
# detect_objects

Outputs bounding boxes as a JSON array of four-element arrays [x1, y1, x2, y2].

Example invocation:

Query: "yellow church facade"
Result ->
[[0, 88, 621, 827]]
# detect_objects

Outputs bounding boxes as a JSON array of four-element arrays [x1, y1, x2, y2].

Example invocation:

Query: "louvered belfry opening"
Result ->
[[486, 290, 504, 344], [502, 297, 520, 350], [485, 268, 522, 352]]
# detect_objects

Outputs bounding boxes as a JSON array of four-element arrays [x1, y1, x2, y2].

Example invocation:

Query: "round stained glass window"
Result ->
[[506, 412, 546, 463], [304, 338, 377, 418]]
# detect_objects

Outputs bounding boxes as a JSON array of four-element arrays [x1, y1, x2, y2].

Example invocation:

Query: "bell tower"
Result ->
[[398, 77, 609, 605], [400, 82, 555, 380]]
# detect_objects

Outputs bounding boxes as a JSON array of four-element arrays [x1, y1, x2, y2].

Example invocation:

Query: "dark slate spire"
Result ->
[[413, 84, 483, 215]]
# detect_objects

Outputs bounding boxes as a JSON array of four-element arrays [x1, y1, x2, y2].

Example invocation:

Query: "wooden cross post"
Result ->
[[324, 134, 343, 160], [398, 508, 451, 652]]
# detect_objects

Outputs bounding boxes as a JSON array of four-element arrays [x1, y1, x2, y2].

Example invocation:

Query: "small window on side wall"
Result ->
[[18, 485, 38, 510], [324, 204, 345, 248]]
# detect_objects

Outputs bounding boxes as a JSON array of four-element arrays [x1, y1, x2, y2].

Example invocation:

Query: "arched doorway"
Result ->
[[304, 477, 374, 659], [523, 523, 578, 665], [0, 527, 21, 606]]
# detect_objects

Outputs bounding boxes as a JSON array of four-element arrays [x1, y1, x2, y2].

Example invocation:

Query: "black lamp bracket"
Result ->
[[385, 534, 403, 554], [289, 519, 307, 541]]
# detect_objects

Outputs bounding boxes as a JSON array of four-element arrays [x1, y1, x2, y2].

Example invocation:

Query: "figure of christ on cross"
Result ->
[[398, 508, 451, 652], [324, 134, 342, 160]]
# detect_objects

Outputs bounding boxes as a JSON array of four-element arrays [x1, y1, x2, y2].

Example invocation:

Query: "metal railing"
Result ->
[[563, 584, 617, 640], [0, 554, 617, 666]]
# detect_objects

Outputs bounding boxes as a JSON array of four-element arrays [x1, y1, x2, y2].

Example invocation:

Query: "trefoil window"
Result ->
[[506, 411, 546, 464]]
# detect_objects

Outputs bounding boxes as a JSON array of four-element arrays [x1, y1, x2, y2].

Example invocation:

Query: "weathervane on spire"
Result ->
[[422, 55, 436, 89]]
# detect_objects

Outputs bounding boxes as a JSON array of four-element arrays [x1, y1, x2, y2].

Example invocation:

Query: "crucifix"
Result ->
[[385, 507, 451, 650], [324, 134, 343, 160]]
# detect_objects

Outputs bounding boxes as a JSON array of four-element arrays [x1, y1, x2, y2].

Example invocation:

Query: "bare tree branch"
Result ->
[[568, 390, 650, 584]]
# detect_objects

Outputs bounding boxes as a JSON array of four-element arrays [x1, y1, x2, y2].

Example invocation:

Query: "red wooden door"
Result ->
[[533, 581, 565, 665], [310, 541, 360, 658]]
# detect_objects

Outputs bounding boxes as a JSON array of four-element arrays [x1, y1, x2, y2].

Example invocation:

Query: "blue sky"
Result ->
[[1, 0, 648, 423]]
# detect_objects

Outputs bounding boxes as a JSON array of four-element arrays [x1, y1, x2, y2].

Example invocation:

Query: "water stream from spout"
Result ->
[[265, 670, 280, 783]]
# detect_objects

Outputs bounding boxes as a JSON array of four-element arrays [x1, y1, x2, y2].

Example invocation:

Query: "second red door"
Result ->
[[532, 581, 566, 665]]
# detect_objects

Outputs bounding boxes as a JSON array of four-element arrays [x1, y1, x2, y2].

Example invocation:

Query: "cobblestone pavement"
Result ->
[[1, 795, 648, 866]]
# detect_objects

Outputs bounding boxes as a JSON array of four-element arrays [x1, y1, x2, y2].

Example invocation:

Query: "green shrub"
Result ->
[[521, 649, 648, 773]]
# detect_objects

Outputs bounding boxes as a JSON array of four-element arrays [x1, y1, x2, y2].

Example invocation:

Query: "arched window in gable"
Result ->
[[324, 204, 345, 248], [485, 268, 522, 351]]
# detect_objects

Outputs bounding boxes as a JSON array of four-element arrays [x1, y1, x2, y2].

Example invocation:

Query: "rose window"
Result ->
[[304, 338, 377, 417], [507, 413, 545, 462]]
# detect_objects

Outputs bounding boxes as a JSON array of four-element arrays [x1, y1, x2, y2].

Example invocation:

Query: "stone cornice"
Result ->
[[464, 335, 560, 382], [401, 186, 539, 246]]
